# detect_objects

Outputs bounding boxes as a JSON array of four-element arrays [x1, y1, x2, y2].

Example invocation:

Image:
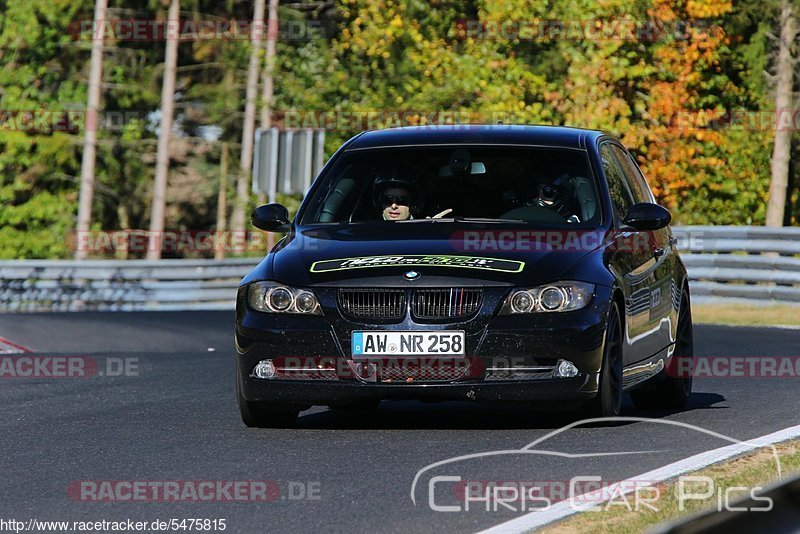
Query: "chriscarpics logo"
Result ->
[[410, 417, 782, 518]]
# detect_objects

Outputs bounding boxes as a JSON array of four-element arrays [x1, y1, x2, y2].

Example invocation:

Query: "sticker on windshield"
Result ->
[[310, 255, 525, 273]]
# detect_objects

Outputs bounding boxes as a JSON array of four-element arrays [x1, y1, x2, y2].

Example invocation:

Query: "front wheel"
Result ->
[[585, 301, 624, 417], [236, 373, 299, 428]]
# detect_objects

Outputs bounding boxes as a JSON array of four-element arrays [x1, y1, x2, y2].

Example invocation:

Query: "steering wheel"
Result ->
[[499, 205, 568, 224]]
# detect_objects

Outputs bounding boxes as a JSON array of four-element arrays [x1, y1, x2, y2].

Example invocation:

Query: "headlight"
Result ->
[[500, 281, 594, 314], [247, 282, 322, 315]]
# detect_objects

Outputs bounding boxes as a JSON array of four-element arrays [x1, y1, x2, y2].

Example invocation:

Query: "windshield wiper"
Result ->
[[452, 217, 527, 224], [394, 217, 527, 224]]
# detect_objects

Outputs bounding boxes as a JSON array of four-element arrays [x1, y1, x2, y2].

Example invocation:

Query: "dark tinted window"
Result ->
[[301, 146, 602, 227], [600, 143, 634, 221], [611, 144, 653, 204]]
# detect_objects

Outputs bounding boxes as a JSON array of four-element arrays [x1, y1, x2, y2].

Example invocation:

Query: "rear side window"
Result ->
[[600, 143, 634, 222], [611, 145, 654, 204]]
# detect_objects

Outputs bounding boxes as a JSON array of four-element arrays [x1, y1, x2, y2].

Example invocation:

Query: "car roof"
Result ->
[[345, 124, 606, 150]]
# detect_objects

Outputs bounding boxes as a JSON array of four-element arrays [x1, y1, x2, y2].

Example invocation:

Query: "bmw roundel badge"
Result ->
[[403, 270, 420, 281]]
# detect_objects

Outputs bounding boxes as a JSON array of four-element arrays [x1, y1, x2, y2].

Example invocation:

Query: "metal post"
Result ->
[[282, 130, 294, 194], [302, 129, 314, 193], [313, 129, 325, 178], [215, 143, 229, 261]]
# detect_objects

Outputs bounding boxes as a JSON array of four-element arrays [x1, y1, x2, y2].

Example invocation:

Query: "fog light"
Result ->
[[356, 362, 376, 379], [253, 359, 277, 379], [554, 359, 578, 378]]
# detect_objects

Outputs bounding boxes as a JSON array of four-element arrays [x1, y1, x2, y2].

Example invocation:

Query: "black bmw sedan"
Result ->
[[235, 125, 693, 427]]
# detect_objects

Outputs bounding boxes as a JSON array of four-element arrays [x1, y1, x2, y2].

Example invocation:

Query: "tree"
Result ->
[[231, 0, 266, 238], [147, 0, 181, 260], [75, 0, 107, 260], [765, 0, 797, 227]]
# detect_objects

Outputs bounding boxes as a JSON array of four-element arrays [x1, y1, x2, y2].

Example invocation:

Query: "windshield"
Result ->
[[300, 146, 601, 227]]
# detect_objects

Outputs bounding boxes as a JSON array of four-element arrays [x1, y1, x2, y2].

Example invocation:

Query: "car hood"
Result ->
[[244, 223, 609, 287]]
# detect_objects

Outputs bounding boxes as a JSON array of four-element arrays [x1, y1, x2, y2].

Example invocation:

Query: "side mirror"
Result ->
[[622, 202, 671, 231], [251, 203, 290, 232]]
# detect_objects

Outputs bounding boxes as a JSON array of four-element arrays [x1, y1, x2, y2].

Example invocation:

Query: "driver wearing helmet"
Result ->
[[372, 167, 419, 221], [372, 167, 452, 221]]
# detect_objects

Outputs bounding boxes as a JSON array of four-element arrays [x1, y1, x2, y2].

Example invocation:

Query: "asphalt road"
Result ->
[[1, 312, 799, 533]]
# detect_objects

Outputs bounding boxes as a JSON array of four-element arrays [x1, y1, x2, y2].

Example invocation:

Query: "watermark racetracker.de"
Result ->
[[67, 18, 325, 41], [68, 480, 321, 503]]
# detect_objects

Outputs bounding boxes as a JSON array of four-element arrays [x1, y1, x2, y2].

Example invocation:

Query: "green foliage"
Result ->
[[0, 0, 88, 258]]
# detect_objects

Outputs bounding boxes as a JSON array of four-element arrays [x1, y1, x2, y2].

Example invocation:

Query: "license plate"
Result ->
[[352, 331, 465, 357]]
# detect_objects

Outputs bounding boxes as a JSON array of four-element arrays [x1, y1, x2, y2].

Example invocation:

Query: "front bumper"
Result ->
[[235, 285, 612, 407], [238, 374, 595, 406]]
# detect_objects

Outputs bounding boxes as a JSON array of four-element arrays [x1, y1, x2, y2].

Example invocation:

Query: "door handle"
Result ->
[[654, 247, 666, 259]]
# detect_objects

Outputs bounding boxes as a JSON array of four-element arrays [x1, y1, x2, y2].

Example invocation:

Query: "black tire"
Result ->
[[585, 301, 624, 417], [236, 373, 299, 428], [630, 289, 694, 410]]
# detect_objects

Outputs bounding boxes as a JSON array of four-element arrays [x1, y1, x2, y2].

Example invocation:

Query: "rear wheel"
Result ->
[[631, 289, 693, 410], [585, 301, 624, 417], [236, 373, 299, 428]]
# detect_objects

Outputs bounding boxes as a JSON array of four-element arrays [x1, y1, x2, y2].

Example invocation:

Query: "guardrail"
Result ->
[[0, 225, 798, 312], [0, 258, 257, 312], [675, 225, 800, 305]]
